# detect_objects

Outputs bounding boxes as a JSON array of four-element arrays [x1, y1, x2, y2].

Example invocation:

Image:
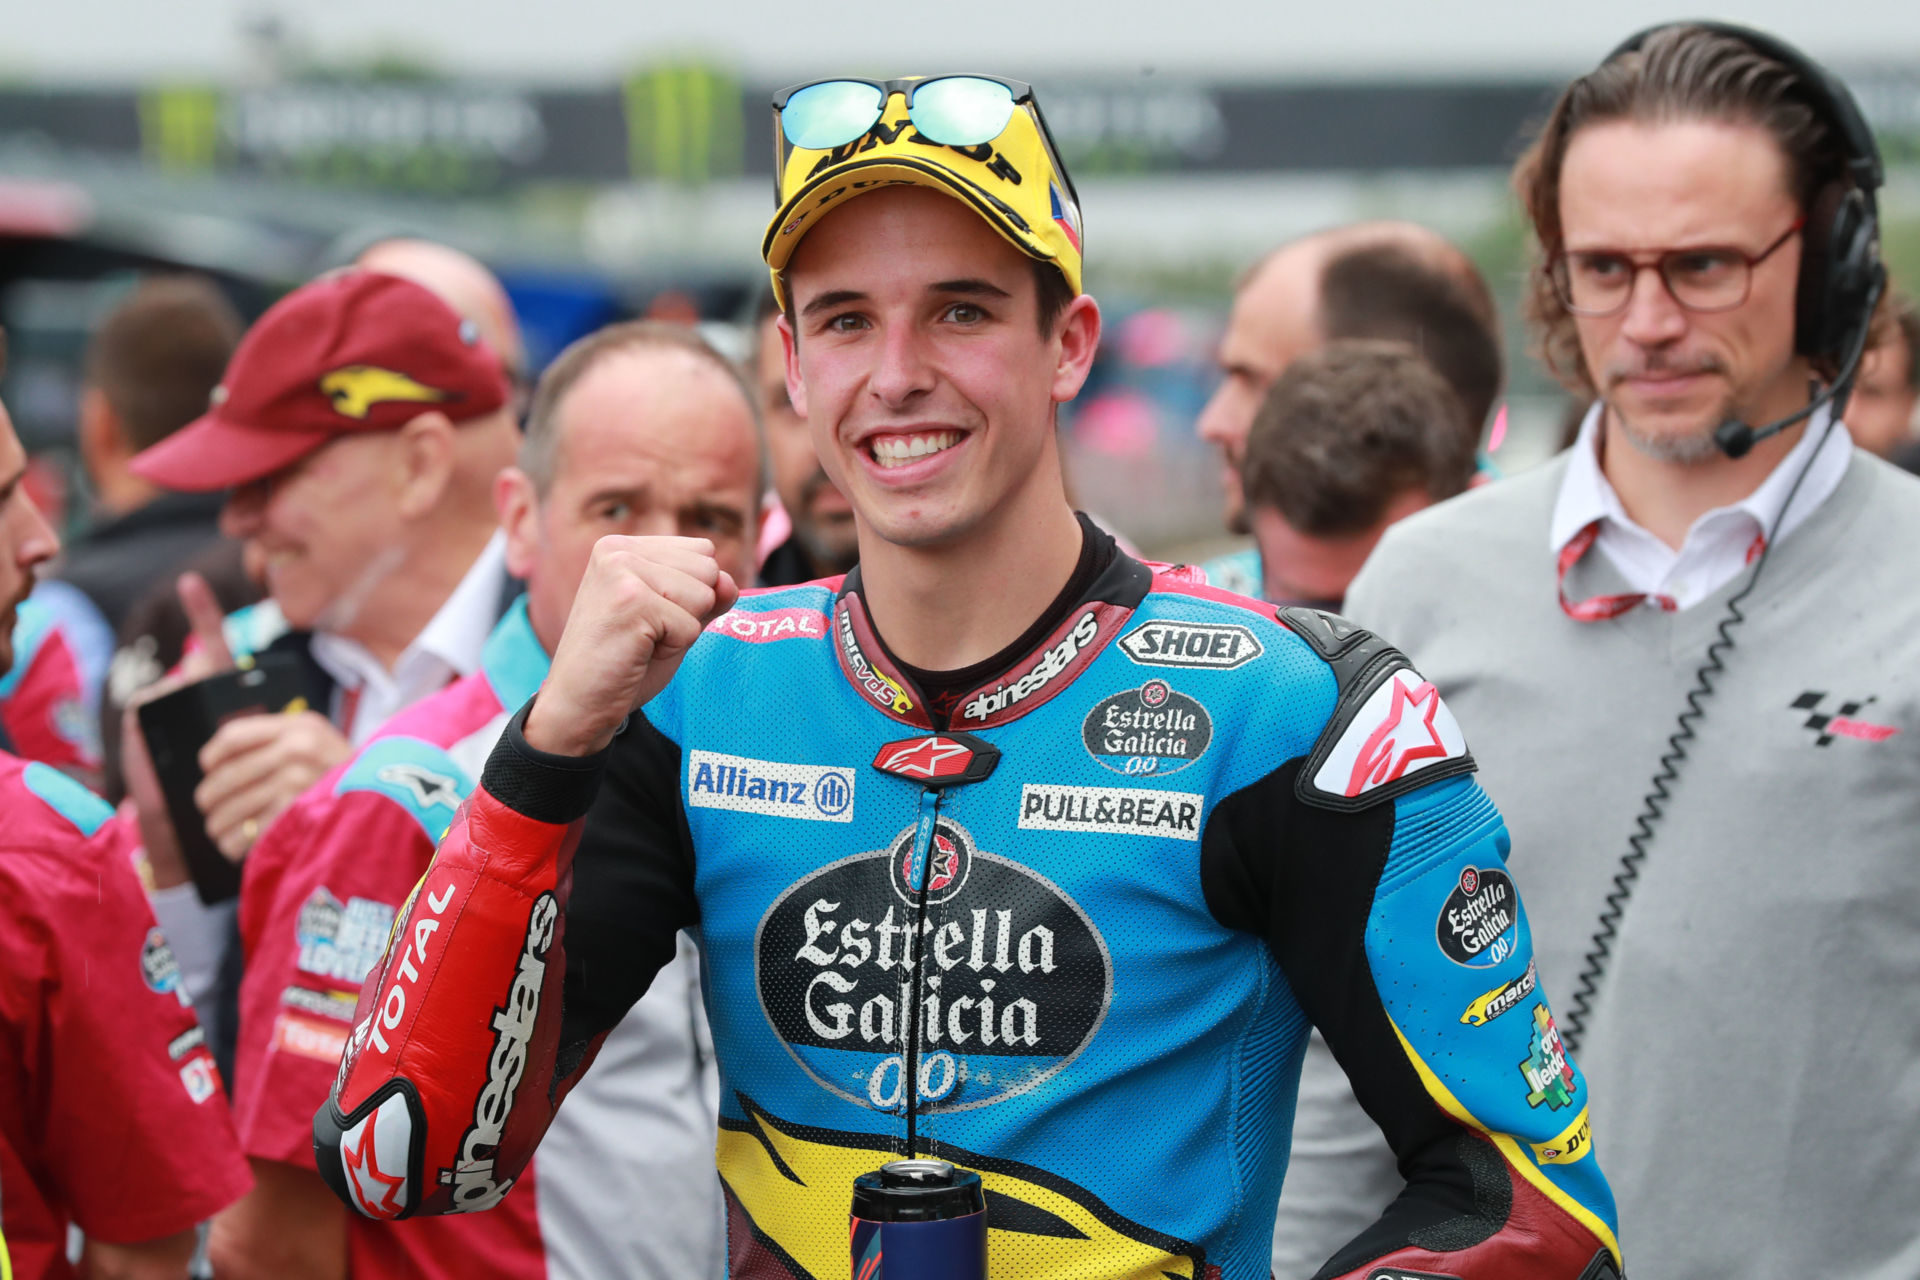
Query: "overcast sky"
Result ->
[[9, 0, 1920, 84]]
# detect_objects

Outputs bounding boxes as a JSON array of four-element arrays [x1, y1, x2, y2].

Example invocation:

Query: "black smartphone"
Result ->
[[136, 652, 316, 905]]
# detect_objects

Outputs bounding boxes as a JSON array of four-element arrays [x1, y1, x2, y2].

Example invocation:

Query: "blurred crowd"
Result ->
[[4, 19, 1920, 1280]]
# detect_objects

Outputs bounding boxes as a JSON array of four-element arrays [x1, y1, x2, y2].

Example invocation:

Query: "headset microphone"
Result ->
[[1714, 383, 1838, 460], [1713, 268, 1883, 460]]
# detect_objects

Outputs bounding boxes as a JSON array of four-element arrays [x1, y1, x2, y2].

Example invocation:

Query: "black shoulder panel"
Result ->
[[1277, 606, 1476, 814]]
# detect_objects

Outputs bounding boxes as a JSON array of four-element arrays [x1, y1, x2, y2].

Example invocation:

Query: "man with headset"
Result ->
[[1311, 23, 1920, 1278], [312, 75, 1623, 1279]]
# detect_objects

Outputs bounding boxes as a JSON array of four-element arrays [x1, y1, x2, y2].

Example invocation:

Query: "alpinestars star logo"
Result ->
[[1790, 692, 1899, 746], [876, 737, 971, 779], [341, 1102, 407, 1219], [869, 732, 1001, 789], [376, 763, 460, 809], [1347, 678, 1448, 796]]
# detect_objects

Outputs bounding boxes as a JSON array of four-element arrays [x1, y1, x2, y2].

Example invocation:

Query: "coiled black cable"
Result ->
[[1559, 410, 1839, 1053]]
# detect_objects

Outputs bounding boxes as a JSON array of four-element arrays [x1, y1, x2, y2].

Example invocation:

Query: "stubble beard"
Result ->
[[1608, 405, 1727, 465]]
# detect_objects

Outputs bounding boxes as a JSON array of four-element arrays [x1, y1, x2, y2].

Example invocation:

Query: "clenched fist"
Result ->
[[523, 536, 738, 757]]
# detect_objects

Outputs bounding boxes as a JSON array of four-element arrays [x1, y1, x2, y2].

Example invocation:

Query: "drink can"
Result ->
[[849, 1158, 987, 1280]]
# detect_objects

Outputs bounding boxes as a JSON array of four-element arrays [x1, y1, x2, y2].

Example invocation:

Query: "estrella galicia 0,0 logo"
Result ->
[[1434, 865, 1519, 968], [1081, 680, 1213, 776]]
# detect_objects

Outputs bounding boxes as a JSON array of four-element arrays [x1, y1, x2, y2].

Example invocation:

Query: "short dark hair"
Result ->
[[1318, 242, 1504, 437], [521, 320, 762, 496], [84, 276, 242, 452], [1513, 24, 1854, 393], [778, 257, 1074, 338], [1242, 340, 1474, 538]]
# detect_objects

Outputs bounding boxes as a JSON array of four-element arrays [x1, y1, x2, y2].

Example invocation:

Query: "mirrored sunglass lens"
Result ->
[[782, 81, 885, 150], [910, 77, 1017, 145]]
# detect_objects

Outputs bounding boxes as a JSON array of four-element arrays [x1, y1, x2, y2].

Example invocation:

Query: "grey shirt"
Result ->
[[1279, 449, 1920, 1280]]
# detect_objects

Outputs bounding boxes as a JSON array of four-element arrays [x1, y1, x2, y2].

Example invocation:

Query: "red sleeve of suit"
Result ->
[[314, 785, 598, 1218]]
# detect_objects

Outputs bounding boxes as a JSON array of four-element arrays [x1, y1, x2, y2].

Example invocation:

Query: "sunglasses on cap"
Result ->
[[770, 75, 1077, 205]]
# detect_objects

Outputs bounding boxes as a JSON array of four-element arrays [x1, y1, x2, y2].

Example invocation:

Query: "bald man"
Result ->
[[1196, 223, 1501, 561]]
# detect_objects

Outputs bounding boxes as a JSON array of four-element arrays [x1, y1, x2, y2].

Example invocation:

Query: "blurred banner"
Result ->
[[5, 70, 1912, 196], [3, 74, 1578, 195]]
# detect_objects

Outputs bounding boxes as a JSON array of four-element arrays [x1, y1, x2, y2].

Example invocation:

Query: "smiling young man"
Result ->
[[1309, 24, 1920, 1278], [318, 77, 1622, 1280]]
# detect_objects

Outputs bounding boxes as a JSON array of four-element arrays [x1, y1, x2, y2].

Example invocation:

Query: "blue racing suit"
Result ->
[[318, 527, 1623, 1280]]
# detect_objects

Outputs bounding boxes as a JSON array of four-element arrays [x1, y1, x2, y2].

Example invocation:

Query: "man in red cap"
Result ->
[[124, 268, 519, 883]]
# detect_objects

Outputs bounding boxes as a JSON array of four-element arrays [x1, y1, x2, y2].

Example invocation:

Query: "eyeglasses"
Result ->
[[769, 75, 1076, 203], [1549, 218, 1806, 317]]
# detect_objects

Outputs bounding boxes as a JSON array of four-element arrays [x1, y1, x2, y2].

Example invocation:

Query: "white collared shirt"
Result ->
[[1548, 403, 1854, 611], [309, 531, 509, 744]]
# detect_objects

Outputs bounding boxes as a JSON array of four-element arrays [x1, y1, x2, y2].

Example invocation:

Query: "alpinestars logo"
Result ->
[[1310, 667, 1468, 802], [1347, 678, 1447, 794], [870, 732, 1001, 789], [1790, 692, 1899, 746], [877, 736, 971, 778], [376, 762, 460, 809], [448, 892, 557, 1212], [961, 610, 1099, 722], [340, 1094, 412, 1219]]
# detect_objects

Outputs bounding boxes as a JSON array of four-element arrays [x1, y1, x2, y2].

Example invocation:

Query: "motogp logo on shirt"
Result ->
[[1434, 865, 1519, 968]]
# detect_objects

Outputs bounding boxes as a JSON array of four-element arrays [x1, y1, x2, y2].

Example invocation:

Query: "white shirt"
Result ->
[[310, 531, 509, 744], [1548, 403, 1854, 610]]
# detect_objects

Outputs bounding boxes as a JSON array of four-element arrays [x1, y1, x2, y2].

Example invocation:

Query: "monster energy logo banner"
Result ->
[[622, 64, 742, 183], [138, 83, 558, 191], [118, 64, 746, 192], [37, 73, 1920, 182]]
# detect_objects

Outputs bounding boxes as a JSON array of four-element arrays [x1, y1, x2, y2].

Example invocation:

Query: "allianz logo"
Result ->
[[687, 749, 855, 823]]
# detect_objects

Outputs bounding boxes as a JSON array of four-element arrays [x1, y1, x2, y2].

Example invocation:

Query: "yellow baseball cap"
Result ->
[[762, 76, 1083, 312]]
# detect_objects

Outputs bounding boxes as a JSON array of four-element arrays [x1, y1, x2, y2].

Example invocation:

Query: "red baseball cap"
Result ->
[[130, 269, 510, 492]]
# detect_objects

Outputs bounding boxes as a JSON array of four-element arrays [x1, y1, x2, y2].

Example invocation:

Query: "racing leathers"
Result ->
[[317, 524, 1624, 1280]]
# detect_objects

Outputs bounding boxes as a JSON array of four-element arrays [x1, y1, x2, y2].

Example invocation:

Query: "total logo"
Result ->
[[707, 606, 828, 644], [687, 750, 854, 823]]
